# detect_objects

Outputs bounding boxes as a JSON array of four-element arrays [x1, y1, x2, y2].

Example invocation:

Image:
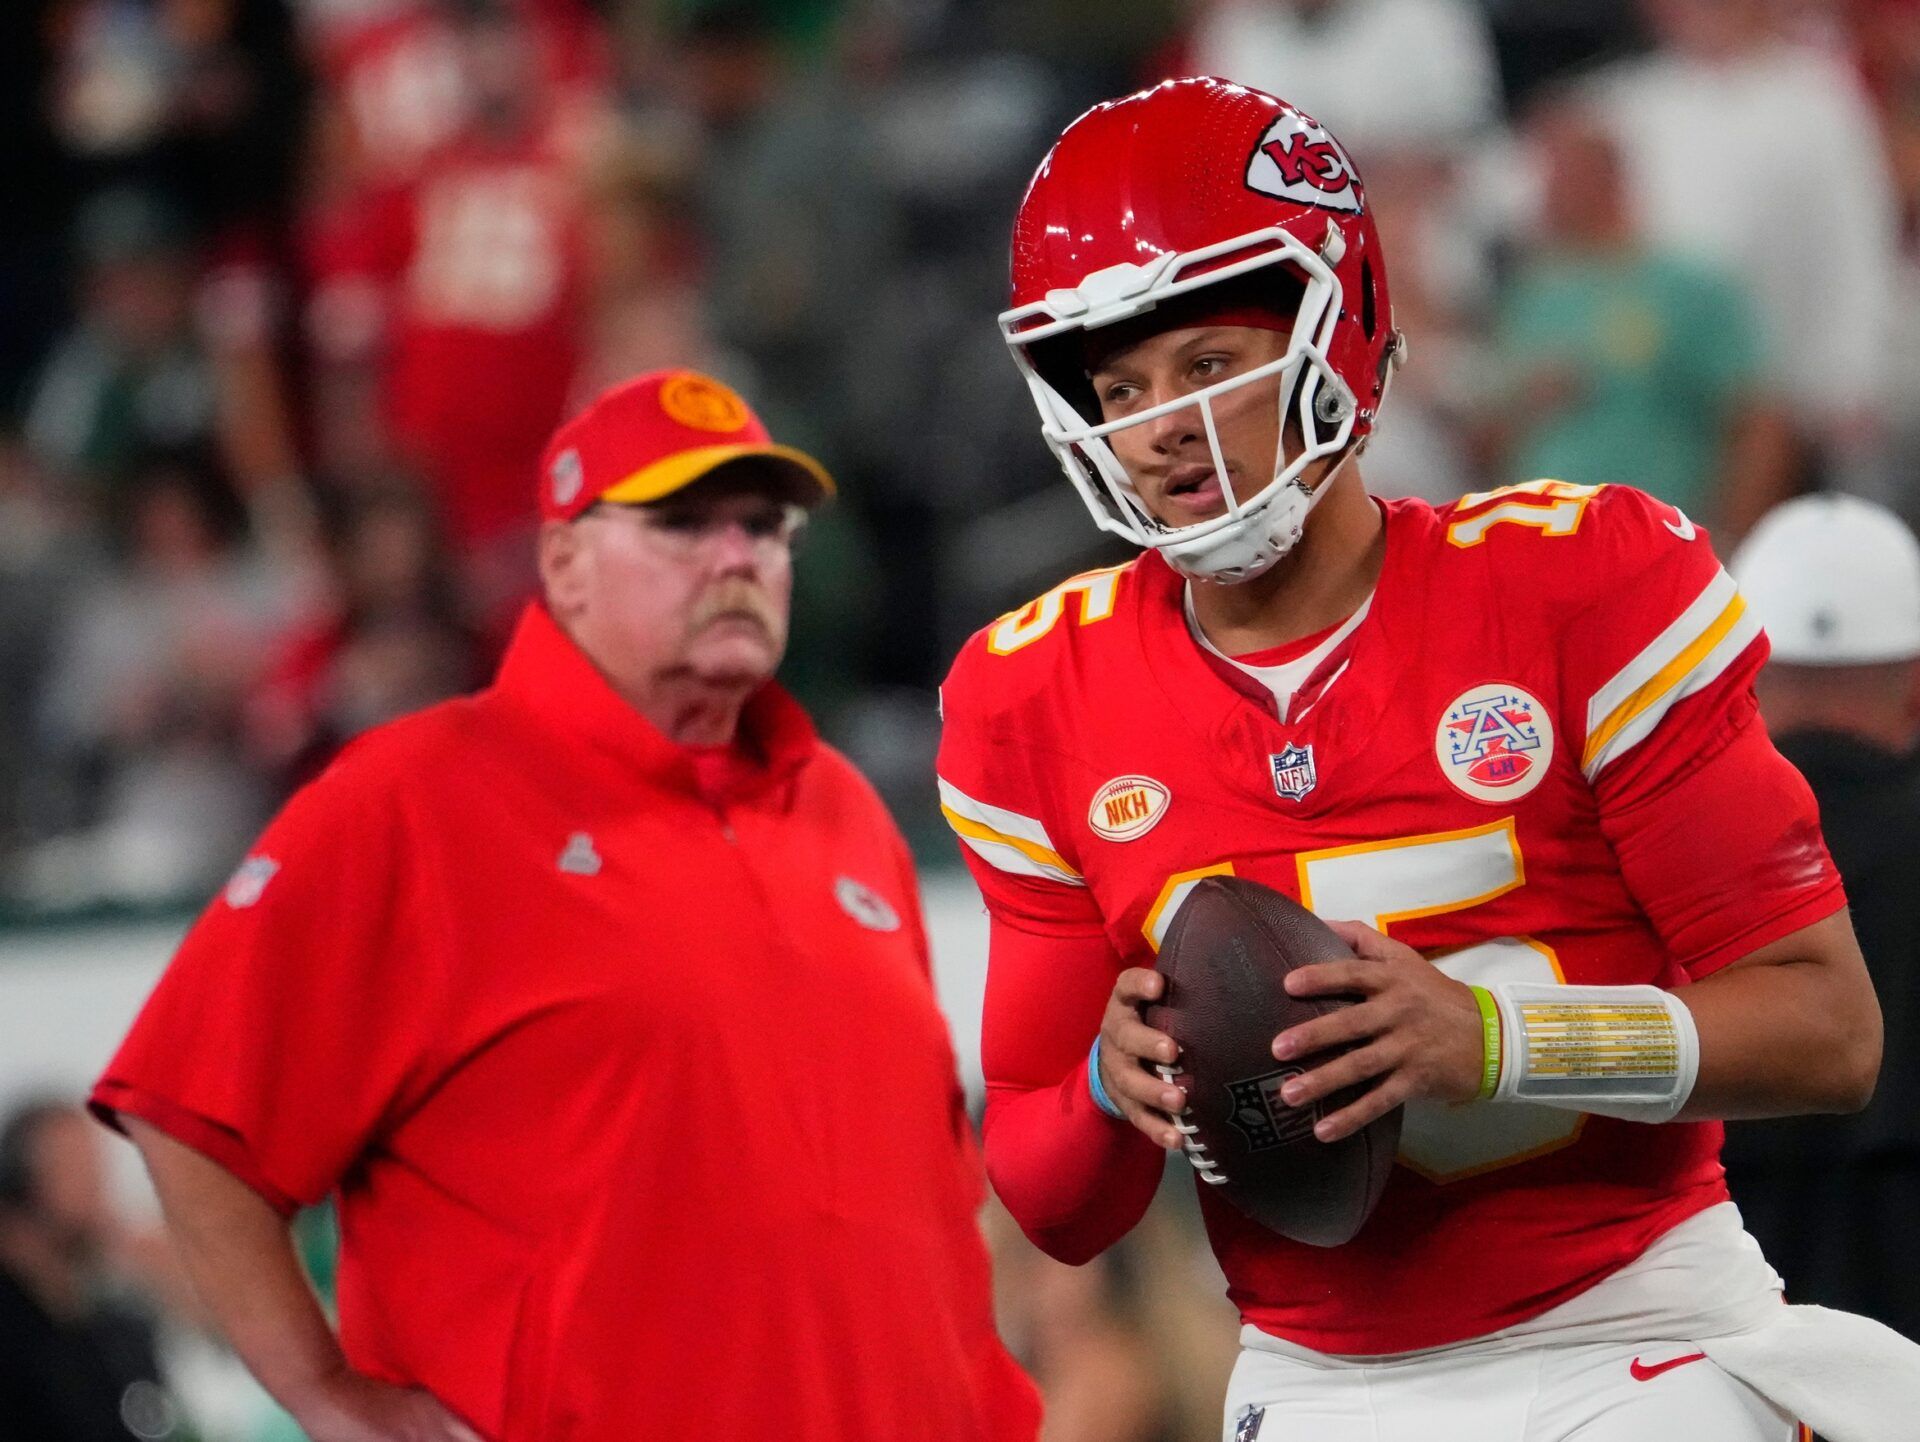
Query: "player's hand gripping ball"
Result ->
[[1146, 876, 1402, 1247]]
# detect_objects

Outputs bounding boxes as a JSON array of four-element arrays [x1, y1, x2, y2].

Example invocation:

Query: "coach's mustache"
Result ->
[[688, 581, 784, 640]]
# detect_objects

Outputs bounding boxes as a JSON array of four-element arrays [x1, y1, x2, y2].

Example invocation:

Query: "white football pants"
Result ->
[[1222, 1203, 1815, 1442], [1222, 1333, 1800, 1442]]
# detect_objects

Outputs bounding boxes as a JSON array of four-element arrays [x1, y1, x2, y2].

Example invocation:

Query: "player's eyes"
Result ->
[[1192, 354, 1231, 379]]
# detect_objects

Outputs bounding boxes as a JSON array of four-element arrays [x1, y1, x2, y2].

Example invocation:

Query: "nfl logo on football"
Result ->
[[1269, 744, 1316, 801]]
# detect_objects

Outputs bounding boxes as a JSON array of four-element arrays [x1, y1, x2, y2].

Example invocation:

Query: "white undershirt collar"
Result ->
[[1183, 584, 1373, 724]]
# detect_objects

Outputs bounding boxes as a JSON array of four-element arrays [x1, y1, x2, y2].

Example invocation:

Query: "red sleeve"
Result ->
[[1600, 705, 1846, 980], [90, 752, 449, 1212], [1547, 488, 1845, 977], [976, 889, 1163, 1265], [938, 636, 1161, 1263]]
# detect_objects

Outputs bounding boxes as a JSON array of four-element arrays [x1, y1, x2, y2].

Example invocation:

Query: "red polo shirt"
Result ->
[[93, 606, 1039, 1442]]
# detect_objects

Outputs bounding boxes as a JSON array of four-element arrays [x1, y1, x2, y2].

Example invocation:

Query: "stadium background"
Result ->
[[2, 0, 1916, 1436]]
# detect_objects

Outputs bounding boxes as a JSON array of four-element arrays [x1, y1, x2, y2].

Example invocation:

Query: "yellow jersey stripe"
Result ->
[[939, 805, 1082, 879], [1582, 593, 1748, 771]]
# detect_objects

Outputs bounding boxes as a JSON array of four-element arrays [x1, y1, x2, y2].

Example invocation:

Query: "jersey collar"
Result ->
[[492, 603, 818, 801]]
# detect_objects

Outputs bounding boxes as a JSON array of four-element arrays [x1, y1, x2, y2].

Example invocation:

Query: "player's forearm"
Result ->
[[982, 1063, 1162, 1264], [1683, 977, 1880, 1119], [1677, 921, 1882, 1120], [123, 1119, 357, 1424]]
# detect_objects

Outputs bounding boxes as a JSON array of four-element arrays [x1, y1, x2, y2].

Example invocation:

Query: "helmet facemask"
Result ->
[[1002, 227, 1361, 584]]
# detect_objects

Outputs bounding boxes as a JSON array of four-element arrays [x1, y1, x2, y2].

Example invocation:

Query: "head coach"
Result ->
[[89, 371, 1041, 1442]]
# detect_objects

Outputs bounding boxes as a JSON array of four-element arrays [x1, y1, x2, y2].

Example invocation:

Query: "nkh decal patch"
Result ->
[[1245, 108, 1364, 214], [834, 875, 901, 932], [1437, 683, 1554, 802], [1087, 775, 1170, 842], [1269, 743, 1317, 801]]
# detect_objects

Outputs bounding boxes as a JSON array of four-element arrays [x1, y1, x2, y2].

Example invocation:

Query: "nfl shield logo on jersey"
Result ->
[[1233, 1404, 1266, 1442], [1436, 683, 1555, 803], [1269, 744, 1317, 801]]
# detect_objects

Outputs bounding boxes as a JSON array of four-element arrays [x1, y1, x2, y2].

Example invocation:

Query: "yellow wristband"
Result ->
[[1470, 985, 1502, 1101]]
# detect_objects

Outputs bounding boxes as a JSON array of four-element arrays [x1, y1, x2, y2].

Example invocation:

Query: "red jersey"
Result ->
[[937, 483, 1844, 1355], [95, 605, 1039, 1441]]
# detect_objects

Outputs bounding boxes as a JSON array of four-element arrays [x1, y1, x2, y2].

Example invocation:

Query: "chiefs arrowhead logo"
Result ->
[[1246, 110, 1365, 214]]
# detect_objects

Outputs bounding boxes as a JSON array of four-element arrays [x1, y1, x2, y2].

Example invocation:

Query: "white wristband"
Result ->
[[1486, 982, 1700, 1124]]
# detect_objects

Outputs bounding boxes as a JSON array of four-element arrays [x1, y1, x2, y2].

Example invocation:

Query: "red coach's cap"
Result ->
[[539, 370, 835, 522]]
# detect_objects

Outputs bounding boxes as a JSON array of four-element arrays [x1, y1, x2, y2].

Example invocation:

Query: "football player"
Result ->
[[938, 78, 1916, 1441]]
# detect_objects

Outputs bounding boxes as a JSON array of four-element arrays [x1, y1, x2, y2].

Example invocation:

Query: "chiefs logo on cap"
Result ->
[[660, 374, 751, 432], [549, 447, 584, 506]]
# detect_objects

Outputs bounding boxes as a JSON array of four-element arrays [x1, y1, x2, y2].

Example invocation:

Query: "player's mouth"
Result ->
[[1158, 463, 1230, 521]]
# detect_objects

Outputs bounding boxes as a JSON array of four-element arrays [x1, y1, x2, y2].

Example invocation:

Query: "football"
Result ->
[[1145, 874, 1401, 1247]]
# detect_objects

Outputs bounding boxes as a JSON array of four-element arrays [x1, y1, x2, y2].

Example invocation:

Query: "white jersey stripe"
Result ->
[[1582, 584, 1762, 780], [1584, 567, 1739, 751], [936, 778, 1084, 886]]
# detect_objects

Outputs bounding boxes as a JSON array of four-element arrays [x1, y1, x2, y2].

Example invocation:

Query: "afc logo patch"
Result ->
[[1269, 743, 1317, 801], [1226, 1068, 1315, 1152], [1245, 107, 1365, 214], [1436, 683, 1554, 802]]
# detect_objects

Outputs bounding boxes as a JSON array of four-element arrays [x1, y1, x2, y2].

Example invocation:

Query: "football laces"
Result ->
[[1158, 1063, 1229, 1185]]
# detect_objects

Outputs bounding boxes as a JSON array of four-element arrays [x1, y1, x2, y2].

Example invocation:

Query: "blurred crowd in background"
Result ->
[[5, 0, 1920, 1438], [6, 0, 1920, 917]]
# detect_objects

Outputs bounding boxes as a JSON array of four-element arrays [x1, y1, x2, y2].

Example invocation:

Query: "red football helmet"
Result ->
[[1001, 77, 1403, 581]]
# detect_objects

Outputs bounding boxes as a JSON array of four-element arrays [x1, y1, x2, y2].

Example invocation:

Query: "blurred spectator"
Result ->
[[1186, 0, 1502, 160], [1490, 96, 1794, 534], [246, 483, 486, 787], [0, 1097, 182, 1441], [1590, 0, 1899, 472], [19, 458, 303, 908], [577, 120, 721, 389], [25, 190, 225, 504], [0, 440, 102, 868], [1723, 494, 1920, 1342], [47, 0, 307, 241], [676, 4, 896, 461], [301, 0, 609, 628], [1858, 0, 1920, 523]]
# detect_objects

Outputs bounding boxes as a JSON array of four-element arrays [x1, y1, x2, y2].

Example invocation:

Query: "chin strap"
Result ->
[[1163, 437, 1363, 584]]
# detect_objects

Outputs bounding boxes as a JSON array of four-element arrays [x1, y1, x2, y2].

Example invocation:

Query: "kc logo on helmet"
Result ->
[[1088, 775, 1170, 842], [1436, 683, 1555, 802], [1245, 109, 1364, 214]]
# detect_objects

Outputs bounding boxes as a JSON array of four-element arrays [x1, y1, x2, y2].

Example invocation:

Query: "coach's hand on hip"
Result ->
[[292, 1369, 487, 1442], [1271, 921, 1484, 1142], [1097, 968, 1192, 1149]]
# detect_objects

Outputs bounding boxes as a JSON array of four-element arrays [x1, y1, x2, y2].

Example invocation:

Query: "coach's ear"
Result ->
[[538, 518, 588, 623]]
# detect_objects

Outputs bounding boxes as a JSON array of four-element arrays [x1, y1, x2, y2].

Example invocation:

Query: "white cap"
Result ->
[[1730, 494, 1920, 665]]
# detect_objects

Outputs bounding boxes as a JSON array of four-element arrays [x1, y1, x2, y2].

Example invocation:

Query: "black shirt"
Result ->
[[1720, 728, 1920, 1337], [0, 1268, 172, 1442]]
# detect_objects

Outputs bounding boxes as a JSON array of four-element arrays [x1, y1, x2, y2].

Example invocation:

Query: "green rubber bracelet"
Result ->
[[1470, 985, 1502, 1101]]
